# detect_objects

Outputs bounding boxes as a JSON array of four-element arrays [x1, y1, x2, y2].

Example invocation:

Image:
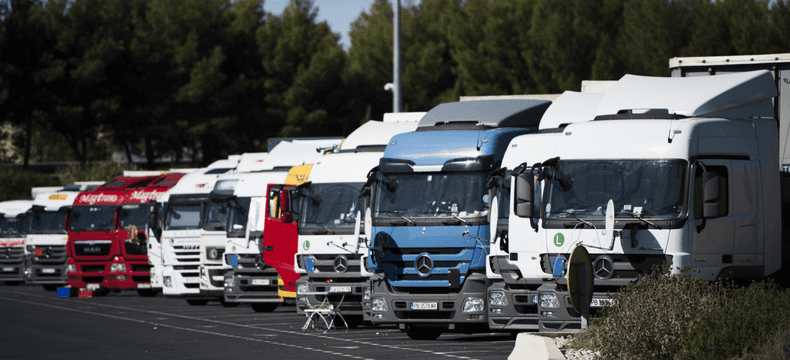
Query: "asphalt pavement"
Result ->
[[0, 285, 517, 360]]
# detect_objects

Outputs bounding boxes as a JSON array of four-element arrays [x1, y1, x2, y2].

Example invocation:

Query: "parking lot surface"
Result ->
[[0, 286, 516, 360]]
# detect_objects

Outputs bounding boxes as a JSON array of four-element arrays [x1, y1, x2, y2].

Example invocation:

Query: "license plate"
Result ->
[[591, 298, 615, 308], [42, 268, 56, 274], [137, 283, 151, 289], [329, 286, 351, 293], [78, 290, 92, 298], [2, 267, 13, 272], [183, 277, 199, 283], [251, 279, 270, 286], [211, 275, 224, 281], [410, 301, 438, 310], [86, 284, 100, 291]]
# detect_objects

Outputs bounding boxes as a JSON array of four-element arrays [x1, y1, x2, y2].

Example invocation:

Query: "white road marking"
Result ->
[[0, 296, 369, 359]]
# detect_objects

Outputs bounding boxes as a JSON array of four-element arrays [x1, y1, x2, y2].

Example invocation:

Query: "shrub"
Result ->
[[736, 327, 790, 360], [682, 281, 790, 360], [570, 264, 733, 360], [56, 161, 139, 185], [0, 166, 59, 201]]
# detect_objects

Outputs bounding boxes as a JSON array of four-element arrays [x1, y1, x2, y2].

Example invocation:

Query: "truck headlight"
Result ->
[[371, 297, 388, 312], [296, 283, 309, 295], [462, 297, 485, 313], [110, 263, 127, 272], [489, 291, 508, 306], [67, 264, 76, 273], [363, 286, 371, 301], [539, 292, 560, 309], [164, 276, 172, 288], [224, 277, 235, 288]]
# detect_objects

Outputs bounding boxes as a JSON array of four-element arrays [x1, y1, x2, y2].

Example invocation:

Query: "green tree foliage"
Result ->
[[258, 0, 348, 138], [1, 0, 790, 168]]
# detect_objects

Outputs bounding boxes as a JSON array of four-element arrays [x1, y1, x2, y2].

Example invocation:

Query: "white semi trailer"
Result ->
[[494, 70, 782, 332]]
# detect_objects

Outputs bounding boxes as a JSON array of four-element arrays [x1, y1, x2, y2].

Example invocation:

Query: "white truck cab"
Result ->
[[293, 112, 424, 324], [503, 70, 781, 332], [0, 200, 35, 285], [26, 183, 102, 290], [151, 157, 239, 301]]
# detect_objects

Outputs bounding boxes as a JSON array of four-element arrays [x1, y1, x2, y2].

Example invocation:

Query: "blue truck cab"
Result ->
[[363, 99, 551, 340]]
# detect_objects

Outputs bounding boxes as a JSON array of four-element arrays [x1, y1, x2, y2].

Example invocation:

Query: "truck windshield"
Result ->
[[119, 204, 148, 229], [301, 182, 365, 231], [70, 205, 116, 232], [165, 202, 203, 231], [375, 173, 487, 218], [203, 199, 228, 231], [1, 216, 29, 236], [29, 211, 66, 234], [227, 197, 251, 237], [545, 160, 686, 219]]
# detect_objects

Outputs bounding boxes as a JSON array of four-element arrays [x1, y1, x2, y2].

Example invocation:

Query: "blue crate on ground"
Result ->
[[57, 287, 71, 298]]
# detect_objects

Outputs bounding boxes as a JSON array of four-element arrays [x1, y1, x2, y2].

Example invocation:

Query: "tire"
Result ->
[[137, 289, 158, 297], [186, 299, 209, 306], [250, 303, 279, 313], [4, 281, 23, 286], [405, 328, 443, 340], [42, 284, 59, 291], [220, 298, 239, 308], [344, 315, 363, 329]]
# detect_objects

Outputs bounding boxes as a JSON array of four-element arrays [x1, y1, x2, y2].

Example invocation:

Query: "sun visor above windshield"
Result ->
[[339, 113, 424, 151], [539, 91, 605, 130], [417, 99, 551, 130], [0, 200, 34, 217], [596, 70, 777, 119]]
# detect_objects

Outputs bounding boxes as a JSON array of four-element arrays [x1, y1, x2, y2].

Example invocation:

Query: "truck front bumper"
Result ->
[[25, 257, 67, 285], [364, 272, 492, 332], [199, 264, 228, 295], [296, 277, 366, 316], [223, 269, 281, 303], [67, 258, 152, 290], [0, 246, 25, 282], [536, 283, 612, 333], [487, 281, 538, 331]]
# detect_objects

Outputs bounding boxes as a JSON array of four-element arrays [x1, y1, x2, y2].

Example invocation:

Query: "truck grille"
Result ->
[[379, 247, 475, 287], [0, 247, 24, 262], [312, 254, 362, 273], [82, 276, 104, 283], [32, 246, 67, 264], [81, 265, 106, 272], [539, 253, 671, 282], [132, 264, 151, 272], [73, 241, 112, 256]]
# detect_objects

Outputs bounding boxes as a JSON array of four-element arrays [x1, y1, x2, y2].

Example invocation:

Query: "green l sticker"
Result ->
[[553, 233, 565, 247]]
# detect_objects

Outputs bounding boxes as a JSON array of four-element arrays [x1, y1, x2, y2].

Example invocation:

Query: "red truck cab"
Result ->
[[66, 174, 183, 295]]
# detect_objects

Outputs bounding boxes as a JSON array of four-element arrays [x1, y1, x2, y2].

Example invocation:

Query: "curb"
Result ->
[[508, 333, 565, 360]]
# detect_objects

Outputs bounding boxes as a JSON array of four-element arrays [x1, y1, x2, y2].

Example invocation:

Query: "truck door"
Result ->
[[262, 184, 299, 292], [730, 160, 762, 275], [690, 159, 734, 280]]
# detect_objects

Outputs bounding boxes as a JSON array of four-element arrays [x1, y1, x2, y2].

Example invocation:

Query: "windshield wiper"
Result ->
[[304, 221, 335, 234], [379, 210, 414, 225], [560, 209, 594, 228], [619, 211, 660, 229], [451, 214, 470, 226]]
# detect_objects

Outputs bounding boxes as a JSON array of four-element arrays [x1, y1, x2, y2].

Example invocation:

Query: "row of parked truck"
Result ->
[[1, 53, 789, 340]]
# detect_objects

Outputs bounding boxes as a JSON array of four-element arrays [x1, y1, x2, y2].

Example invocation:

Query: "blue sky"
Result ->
[[263, 0, 420, 50]]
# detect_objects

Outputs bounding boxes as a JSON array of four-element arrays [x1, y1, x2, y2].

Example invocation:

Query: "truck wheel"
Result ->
[[137, 289, 158, 297], [344, 315, 363, 329], [42, 284, 59, 291], [186, 299, 209, 306], [251, 303, 279, 313], [220, 298, 239, 307], [4, 281, 23, 286], [405, 328, 443, 340]]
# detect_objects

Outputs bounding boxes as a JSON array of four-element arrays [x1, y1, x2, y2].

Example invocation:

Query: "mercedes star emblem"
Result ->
[[415, 254, 433, 277], [333, 255, 348, 273], [593, 255, 614, 280]]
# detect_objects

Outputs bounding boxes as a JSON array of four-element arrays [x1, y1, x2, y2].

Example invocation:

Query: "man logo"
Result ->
[[333, 256, 348, 273], [415, 254, 433, 277]]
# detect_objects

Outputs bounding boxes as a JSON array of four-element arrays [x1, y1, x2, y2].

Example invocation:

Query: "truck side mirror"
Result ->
[[702, 172, 721, 218], [514, 173, 534, 218], [280, 189, 293, 224]]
